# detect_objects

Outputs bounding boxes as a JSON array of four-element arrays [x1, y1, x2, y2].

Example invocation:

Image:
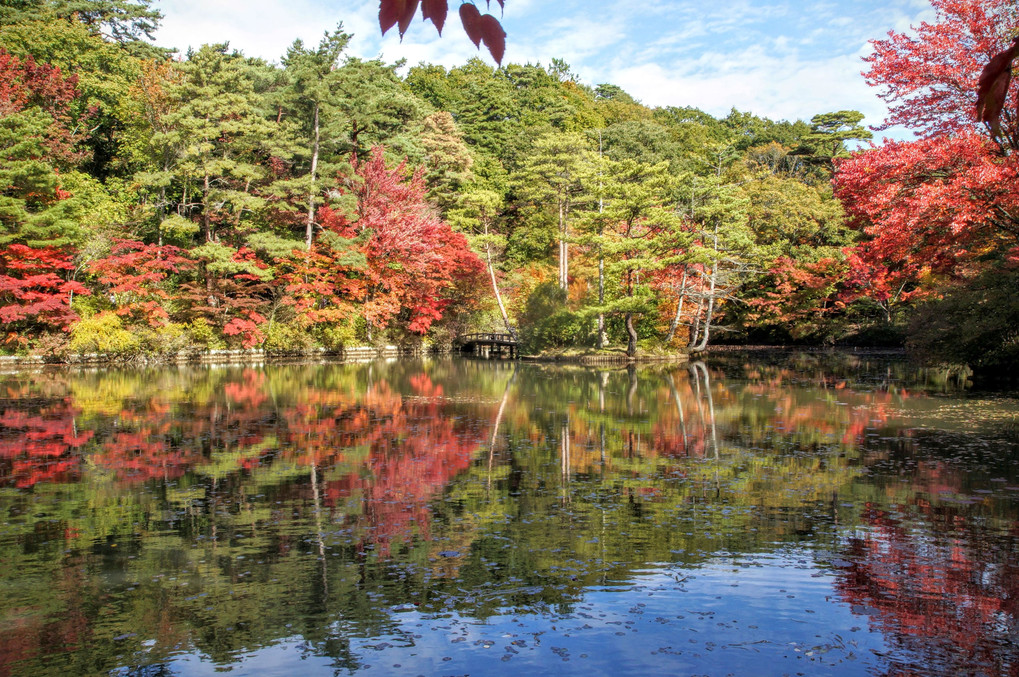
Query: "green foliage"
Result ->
[[139, 321, 190, 355], [517, 282, 588, 353], [69, 311, 140, 356], [315, 318, 361, 351], [159, 214, 200, 241], [796, 110, 872, 163], [0, 0, 163, 47], [0, 4, 884, 354], [186, 317, 224, 349], [263, 321, 314, 355], [907, 267, 1019, 376], [190, 242, 271, 280]]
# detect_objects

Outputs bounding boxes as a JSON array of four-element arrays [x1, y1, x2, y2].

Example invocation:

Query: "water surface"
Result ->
[[1, 355, 1018, 676]]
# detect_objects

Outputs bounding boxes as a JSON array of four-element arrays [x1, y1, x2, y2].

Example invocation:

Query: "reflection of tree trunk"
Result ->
[[211, 477, 218, 548], [488, 367, 516, 490], [689, 363, 707, 451], [600, 422, 606, 467], [484, 221, 516, 341], [693, 362, 719, 460], [626, 365, 637, 416], [598, 370, 608, 467], [665, 372, 688, 456], [560, 416, 571, 504], [311, 462, 328, 595]]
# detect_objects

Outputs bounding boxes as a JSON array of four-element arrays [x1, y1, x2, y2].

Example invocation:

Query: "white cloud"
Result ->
[[604, 49, 885, 126], [154, 0, 363, 61], [152, 0, 934, 137]]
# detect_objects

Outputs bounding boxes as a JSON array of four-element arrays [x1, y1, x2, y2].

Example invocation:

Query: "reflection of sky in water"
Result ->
[[151, 551, 892, 677]]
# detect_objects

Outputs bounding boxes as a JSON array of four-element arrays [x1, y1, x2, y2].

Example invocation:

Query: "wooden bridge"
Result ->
[[455, 332, 519, 359]]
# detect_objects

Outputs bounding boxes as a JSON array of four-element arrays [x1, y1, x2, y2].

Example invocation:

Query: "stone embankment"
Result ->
[[0, 345, 422, 371]]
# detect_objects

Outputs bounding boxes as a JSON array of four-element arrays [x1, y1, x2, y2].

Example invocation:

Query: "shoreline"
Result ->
[[0, 343, 913, 373]]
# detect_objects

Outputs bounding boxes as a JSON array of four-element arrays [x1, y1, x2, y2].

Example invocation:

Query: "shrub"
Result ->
[[140, 322, 191, 356], [69, 312, 140, 356], [263, 321, 314, 355], [315, 318, 361, 351], [518, 282, 588, 353], [186, 318, 225, 349]]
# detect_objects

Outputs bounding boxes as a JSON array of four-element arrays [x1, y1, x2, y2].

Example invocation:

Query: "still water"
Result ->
[[1, 354, 1018, 677]]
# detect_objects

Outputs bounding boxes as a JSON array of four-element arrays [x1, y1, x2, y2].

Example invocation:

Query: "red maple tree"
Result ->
[[0, 49, 91, 344], [88, 240, 191, 328], [835, 0, 1019, 300], [316, 147, 485, 338]]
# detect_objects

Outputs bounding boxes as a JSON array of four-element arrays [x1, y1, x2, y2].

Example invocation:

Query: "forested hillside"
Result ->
[[0, 0, 1015, 371]]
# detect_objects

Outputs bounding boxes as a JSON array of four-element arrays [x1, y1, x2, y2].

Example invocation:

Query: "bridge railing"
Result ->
[[457, 333, 517, 344]]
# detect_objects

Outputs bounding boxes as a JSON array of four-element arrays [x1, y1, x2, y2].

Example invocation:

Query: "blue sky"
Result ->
[[153, 0, 934, 137]]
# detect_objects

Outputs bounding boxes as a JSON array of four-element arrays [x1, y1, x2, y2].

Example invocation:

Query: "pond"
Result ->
[[1, 354, 1018, 676]]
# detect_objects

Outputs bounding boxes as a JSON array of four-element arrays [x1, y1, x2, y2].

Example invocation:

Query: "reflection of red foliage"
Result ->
[[835, 505, 1019, 676], [283, 378, 479, 556], [409, 372, 444, 399], [89, 427, 195, 484], [0, 401, 92, 488], [223, 369, 268, 408]]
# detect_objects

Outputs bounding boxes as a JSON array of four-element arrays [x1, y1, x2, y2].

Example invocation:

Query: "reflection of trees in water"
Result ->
[[0, 362, 493, 675], [0, 358, 1015, 676], [834, 504, 1019, 677], [706, 350, 972, 393], [0, 395, 92, 488]]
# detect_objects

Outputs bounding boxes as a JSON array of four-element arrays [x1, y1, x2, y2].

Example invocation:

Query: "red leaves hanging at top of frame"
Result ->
[[378, 0, 506, 64], [976, 35, 1019, 138]]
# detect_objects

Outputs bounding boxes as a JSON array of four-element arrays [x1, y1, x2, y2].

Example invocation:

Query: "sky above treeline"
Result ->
[[153, 0, 934, 138]]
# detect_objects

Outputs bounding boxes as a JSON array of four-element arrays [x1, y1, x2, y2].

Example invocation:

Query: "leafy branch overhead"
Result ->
[[378, 0, 506, 63], [976, 35, 1019, 137]]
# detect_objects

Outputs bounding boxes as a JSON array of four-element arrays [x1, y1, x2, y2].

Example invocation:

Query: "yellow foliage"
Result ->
[[69, 312, 140, 355]]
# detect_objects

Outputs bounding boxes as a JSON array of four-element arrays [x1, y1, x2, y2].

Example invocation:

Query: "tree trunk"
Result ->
[[665, 271, 688, 344], [690, 294, 704, 347], [692, 265, 717, 352], [596, 133, 606, 348], [306, 103, 320, 251], [625, 312, 638, 358], [692, 222, 721, 352], [558, 200, 568, 291], [203, 173, 212, 243], [597, 251, 606, 348], [484, 222, 516, 341]]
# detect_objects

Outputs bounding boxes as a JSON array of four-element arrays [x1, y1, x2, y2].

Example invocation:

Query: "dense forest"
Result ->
[[0, 0, 1016, 372]]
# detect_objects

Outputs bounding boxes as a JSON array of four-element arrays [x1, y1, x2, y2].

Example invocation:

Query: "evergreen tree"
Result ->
[[595, 158, 682, 357], [513, 132, 597, 291], [277, 27, 352, 249]]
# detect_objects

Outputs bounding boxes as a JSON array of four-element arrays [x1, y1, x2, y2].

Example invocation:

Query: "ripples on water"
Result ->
[[0, 354, 1017, 676]]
